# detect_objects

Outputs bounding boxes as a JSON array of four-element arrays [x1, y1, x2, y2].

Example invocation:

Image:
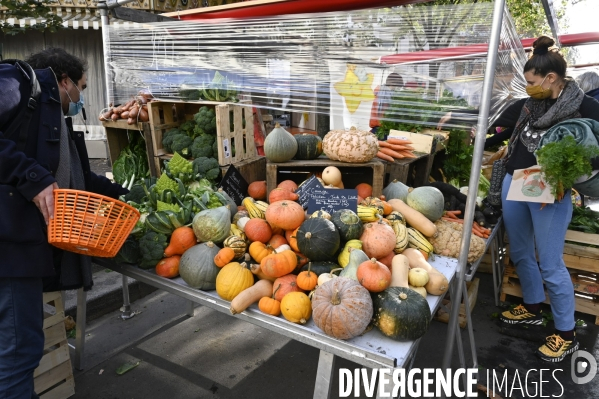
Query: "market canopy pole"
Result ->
[[540, 0, 561, 47], [441, 0, 505, 375]]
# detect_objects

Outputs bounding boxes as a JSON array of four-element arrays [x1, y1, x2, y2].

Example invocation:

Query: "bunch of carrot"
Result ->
[[442, 210, 492, 239], [376, 138, 417, 162]]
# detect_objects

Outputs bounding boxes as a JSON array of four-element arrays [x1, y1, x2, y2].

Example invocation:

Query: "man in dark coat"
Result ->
[[0, 48, 127, 398]]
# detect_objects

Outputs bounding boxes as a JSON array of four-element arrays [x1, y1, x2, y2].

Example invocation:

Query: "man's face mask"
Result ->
[[65, 78, 84, 116], [525, 74, 553, 100]]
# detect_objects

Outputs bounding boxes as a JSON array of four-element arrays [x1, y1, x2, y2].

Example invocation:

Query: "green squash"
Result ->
[[373, 287, 431, 341], [294, 134, 323, 160], [339, 248, 369, 281], [192, 206, 231, 243], [331, 209, 363, 241], [299, 261, 339, 276], [296, 218, 340, 261], [406, 186, 445, 222], [179, 242, 221, 290], [264, 123, 298, 163], [383, 179, 410, 202]]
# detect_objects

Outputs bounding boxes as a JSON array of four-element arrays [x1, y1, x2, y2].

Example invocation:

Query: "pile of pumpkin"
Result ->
[[151, 173, 459, 342]]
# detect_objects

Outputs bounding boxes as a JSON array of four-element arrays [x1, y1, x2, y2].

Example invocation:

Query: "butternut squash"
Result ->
[[390, 254, 410, 288], [230, 279, 273, 315], [387, 199, 437, 238], [402, 248, 448, 296]]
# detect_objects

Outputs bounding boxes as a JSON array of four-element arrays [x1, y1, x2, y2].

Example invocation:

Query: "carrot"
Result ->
[[399, 150, 417, 159], [472, 229, 485, 238], [387, 138, 413, 145], [443, 211, 459, 219], [378, 141, 393, 148], [379, 147, 405, 159], [376, 151, 395, 162], [386, 144, 413, 151]]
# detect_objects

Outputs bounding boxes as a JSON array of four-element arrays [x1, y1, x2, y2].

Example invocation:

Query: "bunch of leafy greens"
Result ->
[[111, 132, 150, 186], [536, 136, 599, 200], [568, 206, 599, 234]]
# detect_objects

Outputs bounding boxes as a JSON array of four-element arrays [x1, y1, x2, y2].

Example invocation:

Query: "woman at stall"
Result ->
[[493, 36, 599, 362]]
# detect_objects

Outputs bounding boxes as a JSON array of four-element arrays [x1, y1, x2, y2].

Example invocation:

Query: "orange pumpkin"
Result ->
[[381, 200, 393, 215], [248, 180, 267, 200], [244, 218, 273, 243], [258, 285, 282, 316], [296, 263, 318, 291], [164, 227, 196, 257], [277, 180, 298, 192], [260, 250, 298, 278], [357, 258, 391, 292], [294, 251, 309, 272], [265, 200, 305, 231], [377, 251, 394, 269], [272, 274, 302, 301], [355, 183, 373, 199], [269, 188, 299, 204], [360, 220, 397, 259], [214, 247, 236, 268], [286, 227, 300, 252], [249, 241, 274, 263], [155, 255, 181, 278], [268, 234, 288, 249]]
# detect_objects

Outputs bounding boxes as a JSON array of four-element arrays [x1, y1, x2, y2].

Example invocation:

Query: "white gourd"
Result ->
[[322, 127, 378, 163]]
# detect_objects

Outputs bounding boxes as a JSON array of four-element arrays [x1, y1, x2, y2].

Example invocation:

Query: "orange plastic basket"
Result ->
[[48, 189, 140, 258]]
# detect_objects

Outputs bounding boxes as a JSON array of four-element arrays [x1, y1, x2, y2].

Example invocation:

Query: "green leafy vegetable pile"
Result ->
[[568, 206, 599, 234], [111, 132, 150, 188], [536, 136, 599, 200]]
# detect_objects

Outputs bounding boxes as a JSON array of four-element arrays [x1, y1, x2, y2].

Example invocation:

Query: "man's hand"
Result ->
[[33, 182, 58, 225], [437, 111, 452, 130]]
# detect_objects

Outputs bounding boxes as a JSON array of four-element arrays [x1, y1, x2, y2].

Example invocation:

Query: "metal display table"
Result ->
[[76, 256, 458, 398]]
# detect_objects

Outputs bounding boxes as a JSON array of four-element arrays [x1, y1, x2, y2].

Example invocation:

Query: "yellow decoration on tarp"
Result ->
[[334, 64, 375, 113]]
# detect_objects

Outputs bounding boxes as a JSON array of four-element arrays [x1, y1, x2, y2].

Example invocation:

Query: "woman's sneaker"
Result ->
[[500, 304, 543, 325], [536, 334, 579, 362]]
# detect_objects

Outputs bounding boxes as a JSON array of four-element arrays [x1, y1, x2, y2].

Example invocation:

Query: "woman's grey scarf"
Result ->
[[505, 79, 585, 161], [55, 112, 93, 291]]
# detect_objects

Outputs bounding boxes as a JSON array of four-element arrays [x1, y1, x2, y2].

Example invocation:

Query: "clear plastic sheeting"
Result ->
[[104, 2, 527, 133]]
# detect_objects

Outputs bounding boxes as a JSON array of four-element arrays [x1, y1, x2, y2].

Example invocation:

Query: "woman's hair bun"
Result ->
[[533, 36, 556, 52]]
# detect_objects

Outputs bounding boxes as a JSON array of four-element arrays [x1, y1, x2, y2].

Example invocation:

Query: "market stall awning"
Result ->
[[0, 8, 133, 30], [163, 0, 432, 20], [378, 32, 599, 65]]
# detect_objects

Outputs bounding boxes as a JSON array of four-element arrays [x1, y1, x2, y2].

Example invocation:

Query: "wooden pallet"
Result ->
[[434, 278, 480, 329], [265, 157, 385, 198], [148, 100, 258, 176], [34, 292, 75, 399], [102, 119, 158, 177]]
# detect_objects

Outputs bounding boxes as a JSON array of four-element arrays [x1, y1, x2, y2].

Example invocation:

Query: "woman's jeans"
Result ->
[[0, 277, 44, 399], [501, 173, 575, 331]]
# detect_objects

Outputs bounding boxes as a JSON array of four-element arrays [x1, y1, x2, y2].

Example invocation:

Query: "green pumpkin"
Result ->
[[331, 209, 363, 241], [406, 186, 445, 222], [383, 179, 410, 202], [373, 287, 431, 341], [264, 123, 298, 163], [294, 134, 323, 160], [296, 218, 340, 261], [299, 261, 339, 276], [179, 242, 221, 290], [192, 206, 231, 243]]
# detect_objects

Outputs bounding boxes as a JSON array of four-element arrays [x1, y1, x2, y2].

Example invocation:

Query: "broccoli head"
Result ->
[[179, 120, 196, 136], [138, 231, 168, 269], [192, 157, 221, 181], [190, 134, 215, 159], [162, 128, 181, 153], [193, 106, 217, 135], [170, 134, 193, 158], [124, 184, 147, 204]]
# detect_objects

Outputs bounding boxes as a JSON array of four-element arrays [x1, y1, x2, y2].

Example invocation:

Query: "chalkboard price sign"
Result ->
[[295, 175, 323, 209], [218, 164, 248, 206], [307, 188, 358, 214]]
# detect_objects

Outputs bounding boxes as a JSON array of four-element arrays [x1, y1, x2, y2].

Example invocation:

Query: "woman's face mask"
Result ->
[[64, 78, 84, 116], [525, 74, 553, 100]]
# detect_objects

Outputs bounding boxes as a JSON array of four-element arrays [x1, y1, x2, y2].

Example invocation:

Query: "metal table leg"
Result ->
[[187, 299, 195, 317], [313, 350, 336, 399], [74, 288, 87, 370], [462, 281, 478, 369], [120, 274, 135, 320]]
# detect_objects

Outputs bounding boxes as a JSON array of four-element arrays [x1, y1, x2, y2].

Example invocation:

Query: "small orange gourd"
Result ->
[[296, 262, 318, 291], [286, 227, 301, 252], [244, 218, 273, 243], [259, 285, 282, 316], [260, 249, 298, 278], [155, 255, 181, 278], [214, 247, 236, 267], [272, 274, 302, 301], [268, 234, 288, 249], [277, 180, 298, 192], [164, 226, 196, 257], [249, 242, 274, 263], [248, 180, 267, 200], [269, 188, 299, 203], [356, 258, 392, 293]]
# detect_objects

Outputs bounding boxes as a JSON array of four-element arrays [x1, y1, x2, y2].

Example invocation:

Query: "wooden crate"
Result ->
[[220, 156, 267, 185], [265, 157, 385, 198], [34, 292, 75, 399], [148, 100, 257, 176], [102, 119, 158, 177], [501, 230, 599, 325], [434, 278, 480, 329]]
